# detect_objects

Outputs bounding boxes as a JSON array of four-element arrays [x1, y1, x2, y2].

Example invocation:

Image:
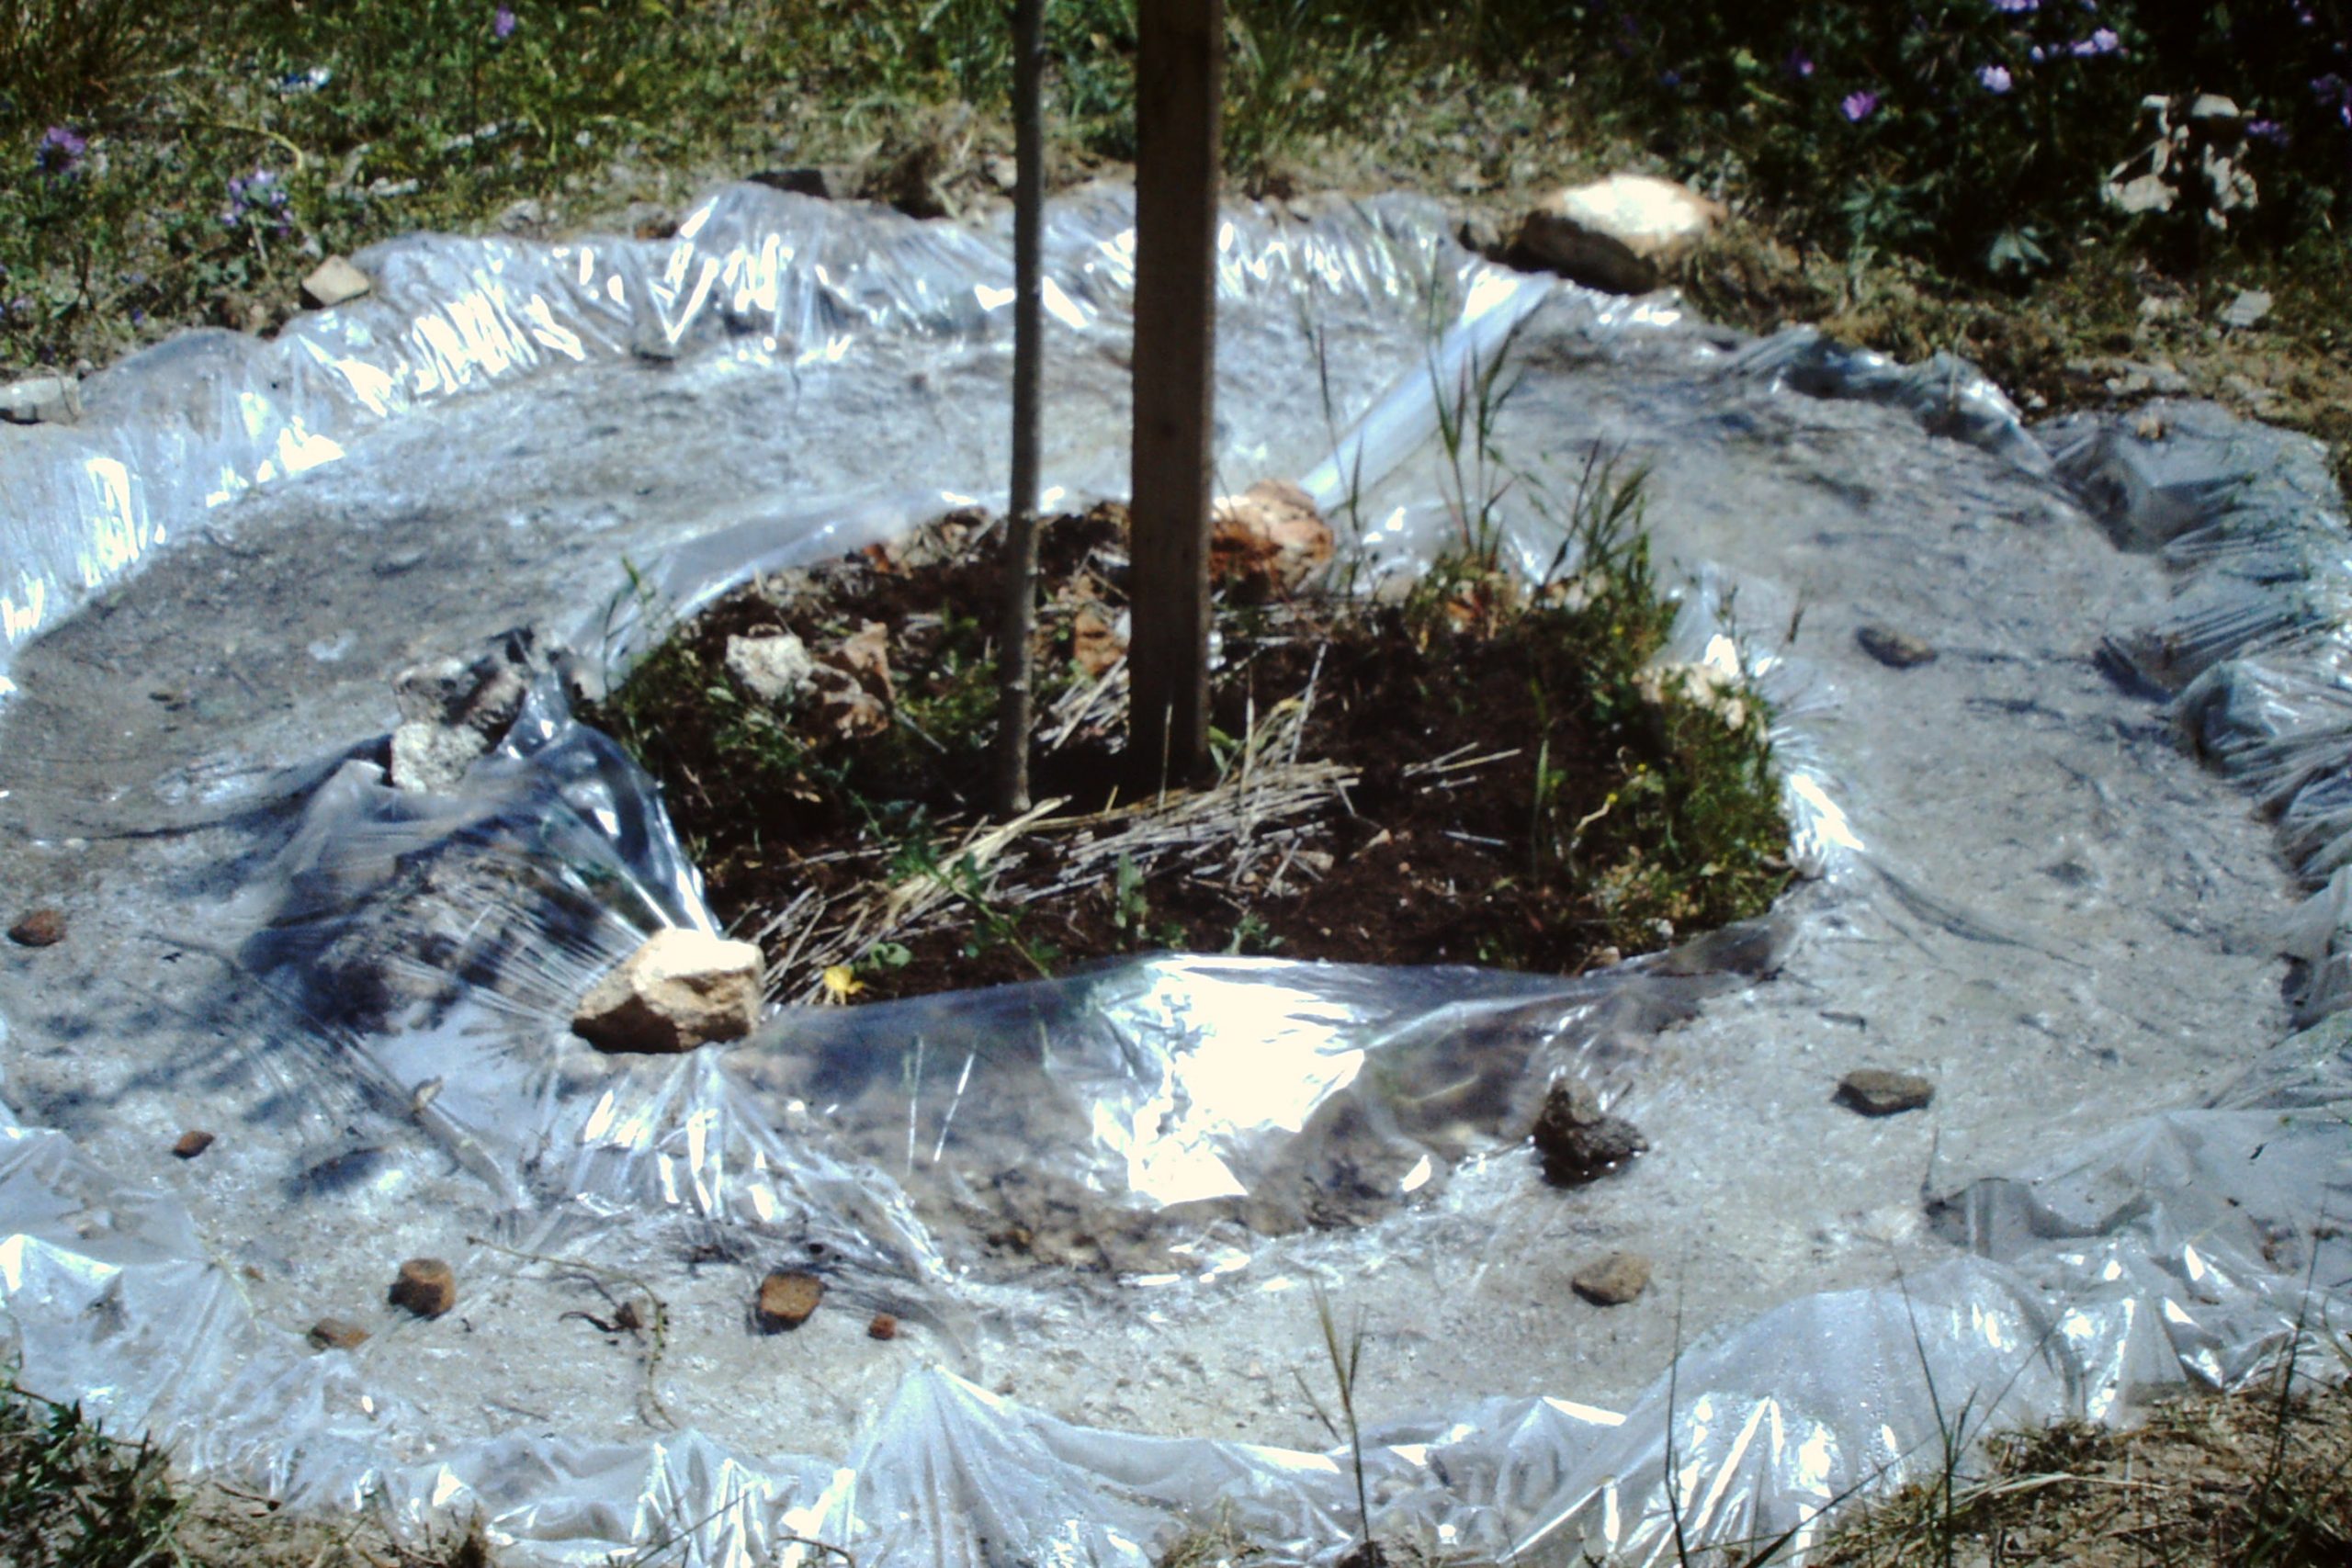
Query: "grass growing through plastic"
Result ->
[[0, 1378, 183, 1568]]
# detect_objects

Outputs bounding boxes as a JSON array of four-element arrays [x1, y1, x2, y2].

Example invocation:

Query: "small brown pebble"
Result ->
[[1571, 1251, 1653, 1306], [7, 907, 64, 946], [755, 1269, 824, 1332], [171, 1130, 215, 1159], [1837, 1067, 1936, 1117], [867, 1312, 899, 1341], [388, 1258, 457, 1318], [1855, 625, 1938, 670], [307, 1317, 370, 1351]]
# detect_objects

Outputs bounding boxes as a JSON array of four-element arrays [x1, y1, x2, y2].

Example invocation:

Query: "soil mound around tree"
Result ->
[[589, 479, 1790, 1010]]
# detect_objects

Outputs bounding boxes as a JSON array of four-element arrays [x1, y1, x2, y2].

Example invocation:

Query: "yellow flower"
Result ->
[[821, 964, 865, 1002]]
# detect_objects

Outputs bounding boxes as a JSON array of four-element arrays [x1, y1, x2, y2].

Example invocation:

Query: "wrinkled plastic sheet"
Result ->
[[0, 181, 2344, 1567], [2052, 400, 2352, 1026]]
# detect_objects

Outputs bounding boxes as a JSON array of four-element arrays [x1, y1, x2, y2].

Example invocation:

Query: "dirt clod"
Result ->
[[867, 1312, 899, 1341], [388, 1258, 458, 1318], [7, 907, 65, 946], [306, 1317, 370, 1351], [172, 1130, 215, 1159], [1837, 1067, 1936, 1117], [755, 1269, 824, 1332], [1571, 1250, 1654, 1305], [1532, 1081, 1648, 1188]]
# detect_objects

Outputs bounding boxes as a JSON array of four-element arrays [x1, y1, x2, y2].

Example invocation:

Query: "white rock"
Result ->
[[0, 376, 82, 425], [1514, 174, 1725, 295], [725, 632, 818, 705], [300, 255, 373, 310], [2221, 288, 2272, 330], [571, 928, 764, 1054], [389, 718, 489, 793]]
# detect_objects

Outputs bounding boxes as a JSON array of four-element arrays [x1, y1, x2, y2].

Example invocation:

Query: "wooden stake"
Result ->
[[991, 0, 1048, 815], [1128, 0, 1223, 790]]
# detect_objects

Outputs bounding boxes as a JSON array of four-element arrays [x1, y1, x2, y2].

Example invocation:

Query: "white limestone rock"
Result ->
[[725, 632, 818, 706], [1514, 174, 1725, 295], [571, 928, 764, 1054], [300, 255, 373, 310], [0, 375, 82, 425]]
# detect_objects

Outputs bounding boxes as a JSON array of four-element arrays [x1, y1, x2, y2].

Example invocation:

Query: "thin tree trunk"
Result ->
[[992, 0, 1048, 817], [1128, 0, 1223, 792]]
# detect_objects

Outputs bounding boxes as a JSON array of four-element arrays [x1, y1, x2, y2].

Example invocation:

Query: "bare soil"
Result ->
[[591, 502, 1783, 1007]]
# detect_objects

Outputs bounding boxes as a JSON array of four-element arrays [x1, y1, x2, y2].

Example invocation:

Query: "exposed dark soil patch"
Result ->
[[588, 496, 1789, 1008]]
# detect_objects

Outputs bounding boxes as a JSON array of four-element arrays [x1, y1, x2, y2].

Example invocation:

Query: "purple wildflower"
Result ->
[[33, 125, 86, 178], [1659, 68, 1681, 86], [1990, 0, 2037, 12], [222, 167, 292, 235], [2029, 43, 2047, 62], [2069, 28, 2121, 55], [1784, 48, 1815, 79], [2247, 118, 2290, 145], [1978, 63, 2014, 94], [492, 6, 516, 39], [1841, 90, 1881, 122], [2313, 73, 2352, 126]]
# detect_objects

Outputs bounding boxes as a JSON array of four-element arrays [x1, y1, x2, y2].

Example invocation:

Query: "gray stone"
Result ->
[[1837, 1067, 1936, 1116], [1571, 1251, 1653, 1306], [726, 632, 819, 706], [572, 928, 765, 1054], [0, 376, 82, 425], [1532, 1080, 1647, 1188], [1512, 174, 1724, 295], [2221, 289, 2272, 331], [389, 718, 486, 794], [387, 636, 545, 790], [1856, 625, 1938, 669], [300, 255, 373, 310]]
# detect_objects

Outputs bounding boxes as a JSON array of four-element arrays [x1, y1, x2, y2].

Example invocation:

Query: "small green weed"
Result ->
[[0, 1378, 183, 1568], [1292, 1286, 1378, 1564]]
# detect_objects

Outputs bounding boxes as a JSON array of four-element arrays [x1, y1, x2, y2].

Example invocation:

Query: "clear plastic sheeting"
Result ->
[[1723, 325, 2053, 479], [2052, 399, 2352, 1025], [0, 180, 2340, 1568]]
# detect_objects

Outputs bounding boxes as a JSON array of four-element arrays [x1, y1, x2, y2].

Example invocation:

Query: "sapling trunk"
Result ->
[[1127, 0, 1224, 791], [991, 0, 1048, 817]]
